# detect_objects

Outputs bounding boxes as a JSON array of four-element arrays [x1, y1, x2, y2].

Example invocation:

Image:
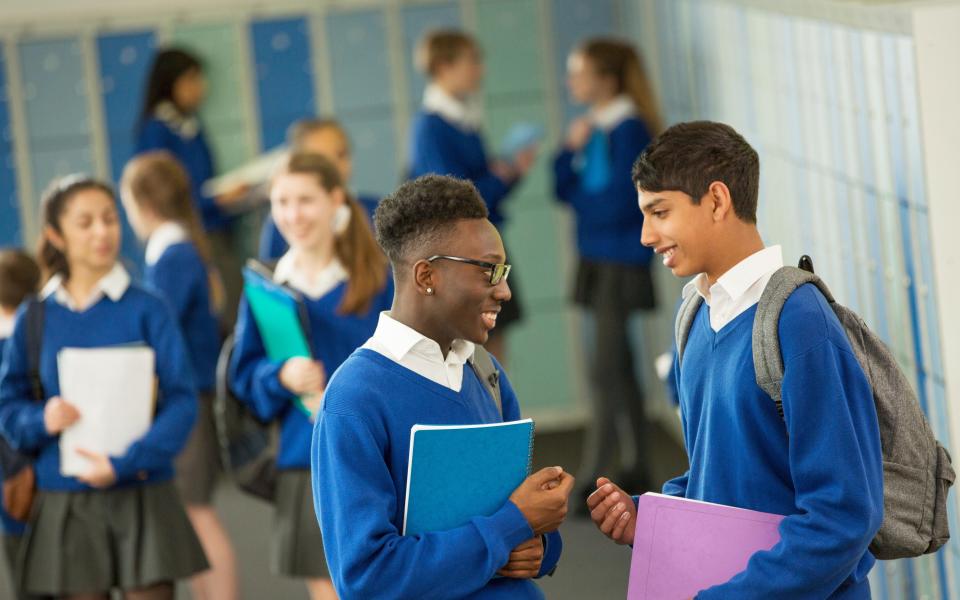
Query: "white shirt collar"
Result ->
[[682, 245, 784, 332], [145, 222, 189, 266], [362, 311, 476, 392], [590, 95, 636, 131], [273, 252, 348, 301], [0, 312, 14, 339], [154, 101, 200, 139], [40, 263, 131, 312], [422, 83, 483, 131]]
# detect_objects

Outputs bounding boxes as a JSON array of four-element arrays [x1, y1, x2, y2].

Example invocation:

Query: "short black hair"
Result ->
[[375, 175, 488, 270], [632, 121, 760, 223]]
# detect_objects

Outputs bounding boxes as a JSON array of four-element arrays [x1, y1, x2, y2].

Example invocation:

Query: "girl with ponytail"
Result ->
[[553, 38, 663, 506], [229, 152, 391, 600], [120, 151, 238, 600]]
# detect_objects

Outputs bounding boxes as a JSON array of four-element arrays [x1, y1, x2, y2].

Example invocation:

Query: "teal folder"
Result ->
[[241, 261, 313, 416], [402, 419, 535, 536]]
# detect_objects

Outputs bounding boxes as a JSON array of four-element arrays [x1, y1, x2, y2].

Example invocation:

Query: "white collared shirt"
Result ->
[[422, 83, 483, 131], [590, 95, 636, 131], [682, 246, 784, 332], [154, 101, 200, 139], [273, 252, 348, 301], [362, 312, 476, 392], [40, 262, 131, 312], [0, 312, 14, 339], [145, 221, 189, 266]]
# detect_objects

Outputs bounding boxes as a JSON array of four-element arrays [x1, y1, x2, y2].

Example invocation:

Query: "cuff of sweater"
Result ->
[[22, 404, 52, 450], [473, 500, 535, 565], [537, 531, 563, 578]]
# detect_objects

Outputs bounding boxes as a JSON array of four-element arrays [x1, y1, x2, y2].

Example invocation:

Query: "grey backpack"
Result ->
[[675, 257, 954, 560]]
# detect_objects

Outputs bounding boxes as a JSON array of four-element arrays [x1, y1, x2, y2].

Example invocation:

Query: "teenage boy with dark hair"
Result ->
[[312, 174, 573, 599], [588, 121, 883, 598]]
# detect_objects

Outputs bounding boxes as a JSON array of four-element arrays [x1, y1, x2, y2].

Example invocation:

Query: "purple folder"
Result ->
[[627, 493, 784, 599]]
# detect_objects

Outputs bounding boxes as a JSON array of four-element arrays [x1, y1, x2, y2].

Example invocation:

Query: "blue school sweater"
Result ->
[[408, 111, 513, 227], [313, 349, 563, 599], [662, 284, 883, 599], [229, 279, 393, 470], [136, 118, 228, 232], [553, 117, 654, 265], [0, 288, 198, 492], [144, 242, 221, 393], [258, 194, 381, 262], [0, 335, 25, 536]]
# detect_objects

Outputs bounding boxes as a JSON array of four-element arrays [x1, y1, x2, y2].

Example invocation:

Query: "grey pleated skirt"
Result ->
[[175, 392, 223, 505], [272, 469, 328, 579], [18, 482, 208, 595]]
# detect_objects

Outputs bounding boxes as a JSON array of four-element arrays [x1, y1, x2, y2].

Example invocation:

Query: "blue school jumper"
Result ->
[[0, 288, 198, 492], [663, 284, 883, 599], [258, 194, 381, 262], [144, 242, 220, 393], [0, 335, 25, 536], [229, 278, 393, 470], [136, 117, 228, 233], [312, 349, 563, 599], [407, 111, 513, 228], [553, 117, 654, 265]]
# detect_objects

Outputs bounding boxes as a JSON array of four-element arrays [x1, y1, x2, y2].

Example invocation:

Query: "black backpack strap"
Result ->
[[468, 346, 502, 418], [674, 291, 703, 368], [752, 265, 836, 419], [24, 297, 45, 403]]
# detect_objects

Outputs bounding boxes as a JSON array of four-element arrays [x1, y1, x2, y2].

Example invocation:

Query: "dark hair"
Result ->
[[37, 175, 116, 283], [578, 38, 663, 135], [286, 118, 349, 151], [139, 48, 203, 128], [631, 121, 760, 223], [0, 249, 40, 309], [374, 175, 488, 271], [274, 152, 388, 315], [415, 30, 480, 77], [121, 151, 225, 311]]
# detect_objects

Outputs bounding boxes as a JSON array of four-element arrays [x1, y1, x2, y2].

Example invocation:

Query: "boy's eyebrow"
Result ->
[[639, 197, 668, 213], [482, 253, 505, 262]]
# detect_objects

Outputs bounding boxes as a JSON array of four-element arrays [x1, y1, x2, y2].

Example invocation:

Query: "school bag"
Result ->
[[468, 345, 502, 417], [0, 297, 44, 521], [674, 256, 954, 560]]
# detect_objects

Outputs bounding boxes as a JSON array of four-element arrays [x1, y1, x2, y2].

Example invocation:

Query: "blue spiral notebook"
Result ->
[[402, 419, 535, 536]]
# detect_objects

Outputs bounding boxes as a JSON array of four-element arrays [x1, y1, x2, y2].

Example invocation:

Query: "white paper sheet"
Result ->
[[57, 346, 156, 477]]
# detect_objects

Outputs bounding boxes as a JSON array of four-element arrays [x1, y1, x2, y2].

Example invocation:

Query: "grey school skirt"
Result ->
[[18, 482, 208, 595], [175, 392, 223, 505], [273, 469, 328, 579]]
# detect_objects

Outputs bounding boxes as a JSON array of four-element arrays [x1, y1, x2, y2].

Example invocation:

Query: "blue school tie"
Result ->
[[579, 129, 612, 194]]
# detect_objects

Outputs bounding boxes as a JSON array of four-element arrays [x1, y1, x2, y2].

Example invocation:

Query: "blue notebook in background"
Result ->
[[403, 419, 535, 536]]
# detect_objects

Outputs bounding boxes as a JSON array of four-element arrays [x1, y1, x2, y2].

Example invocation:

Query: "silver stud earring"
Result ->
[[426, 287, 433, 295]]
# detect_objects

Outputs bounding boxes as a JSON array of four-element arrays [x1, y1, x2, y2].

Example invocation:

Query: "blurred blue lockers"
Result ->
[[0, 47, 22, 248], [250, 16, 315, 151], [550, 0, 616, 124], [401, 1, 461, 107]]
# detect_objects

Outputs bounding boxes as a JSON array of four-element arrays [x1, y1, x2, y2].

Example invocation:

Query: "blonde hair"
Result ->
[[286, 118, 349, 152], [274, 152, 388, 316], [415, 30, 480, 77], [121, 151, 225, 311], [579, 38, 663, 135]]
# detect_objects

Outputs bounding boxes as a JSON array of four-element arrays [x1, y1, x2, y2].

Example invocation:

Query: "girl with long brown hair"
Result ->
[[120, 151, 238, 600], [229, 152, 392, 600]]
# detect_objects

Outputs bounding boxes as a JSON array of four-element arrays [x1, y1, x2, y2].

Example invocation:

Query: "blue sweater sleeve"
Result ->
[[109, 298, 198, 480], [0, 307, 52, 452], [552, 121, 650, 226], [146, 251, 198, 327], [698, 291, 883, 598], [228, 298, 295, 421], [491, 357, 563, 578], [416, 118, 512, 217], [314, 407, 534, 599]]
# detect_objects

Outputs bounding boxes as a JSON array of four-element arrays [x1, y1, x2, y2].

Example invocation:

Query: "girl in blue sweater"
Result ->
[[313, 174, 573, 599], [553, 39, 663, 499], [135, 48, 247, 324], [260, 118, 380, 261], [0, 175, 206, 599], [589, 122, 883, 599], [230, 152, 392, 600], [407, 30, 537, 362], [120, 152, 238, 600]]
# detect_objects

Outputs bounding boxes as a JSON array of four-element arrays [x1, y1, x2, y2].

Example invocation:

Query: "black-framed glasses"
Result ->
[[426, 255, 512, 286]]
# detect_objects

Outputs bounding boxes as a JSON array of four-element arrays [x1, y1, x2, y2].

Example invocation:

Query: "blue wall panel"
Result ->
[[401, 2, 461, 107], [551, 0, 616, 123], [0, 47, 22, 247], [19, 38, 90, 147]]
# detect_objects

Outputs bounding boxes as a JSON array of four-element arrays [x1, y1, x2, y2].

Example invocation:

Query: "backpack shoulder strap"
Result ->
[[24, 297, 45, 403], [468, 346, 502, 418], [752, 266, 835, 417], [674, 291, 703, 368]]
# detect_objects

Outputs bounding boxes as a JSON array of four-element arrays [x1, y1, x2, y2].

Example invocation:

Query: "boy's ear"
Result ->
[[412, 259, 437, 296], [707, 181, 734, 222]]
